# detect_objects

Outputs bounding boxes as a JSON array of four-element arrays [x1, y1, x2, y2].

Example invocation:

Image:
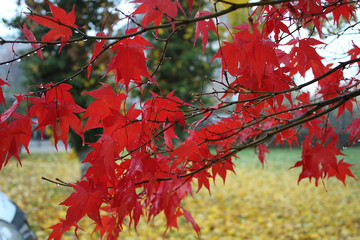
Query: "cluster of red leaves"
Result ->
[[28, 83, 85, 150], [105, 28, 153, 89], [26, 1, 77, 52], [1, 0, 360, 239], [0, 81, 84, 168]]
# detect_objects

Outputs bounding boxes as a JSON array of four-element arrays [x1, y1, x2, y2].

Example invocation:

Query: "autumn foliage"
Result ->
[[1, 0, 360, 239]]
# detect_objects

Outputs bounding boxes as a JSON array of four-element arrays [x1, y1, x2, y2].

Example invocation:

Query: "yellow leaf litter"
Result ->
[[1, 148, 359, 240]]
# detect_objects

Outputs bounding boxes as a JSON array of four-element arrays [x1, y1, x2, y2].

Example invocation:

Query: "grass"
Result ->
[[0, 148, 359, 239]]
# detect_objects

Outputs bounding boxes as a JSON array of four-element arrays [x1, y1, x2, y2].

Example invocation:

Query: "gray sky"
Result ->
[[0, 1, 27, 37]]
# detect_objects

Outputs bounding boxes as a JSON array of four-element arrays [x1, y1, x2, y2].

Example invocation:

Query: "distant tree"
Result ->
[[143, 1, 218, 103]]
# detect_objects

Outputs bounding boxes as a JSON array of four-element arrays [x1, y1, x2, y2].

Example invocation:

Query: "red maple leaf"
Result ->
[[163, 123, 178, 150], [195, 169, 212, 193], [29, 96, 84, 150], [93, 215, 120, 240], [274, 128, 298, 147], [344, 116, 360, 145], [303, 118, 323, 142], [194, 11, 217, 54], [132, 0, 178, 28], [19, 24, 44, 62], [0, 78, 10, 108], [51, 180, 108, 237], [0, 113, 32, 170], [211, 41, 241, 76], [0, 95, 24, 125], [296, 0, 325, 36], [46, 83, 75, 105], [257, 144, 269, 167], [212, 24, 280, 90], [189, 0, 194, 14], [83, 135, 118, 182], [211, 157, 235, 184], [144, 91, 189, 127], [337, 99, 354, 120], [181, 207, 200, 238], [29, 84, 84, 150], [27, 1, 77, 52], [48, 219, 71, 240], [87, 32, 108, 78], [106, 29, 153, 89], [263, 18, 291, 42], [328, 159, 357, 186], [291, 137, 347, 186], [331, 2, 356, 27], [82, 83, 127, 132], [347, 41, 360, 71], [287, 37, 325, 77]]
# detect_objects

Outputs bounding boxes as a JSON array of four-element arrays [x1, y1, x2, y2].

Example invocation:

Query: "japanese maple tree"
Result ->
[[1, 0, 360, 239]]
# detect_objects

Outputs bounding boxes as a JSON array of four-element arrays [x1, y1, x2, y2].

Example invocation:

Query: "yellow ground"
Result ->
[[1, 149, 359, 239]]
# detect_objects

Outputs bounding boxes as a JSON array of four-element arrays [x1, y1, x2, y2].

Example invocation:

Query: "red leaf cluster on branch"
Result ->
[[1, 0, 360, 239], [27, 1, 77, 52]]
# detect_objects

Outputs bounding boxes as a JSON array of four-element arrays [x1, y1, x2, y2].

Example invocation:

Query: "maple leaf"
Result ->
[[19, 24, 44, 62], [195, 170, 212, 193], [27, 1, 77, 52], [211, 41, 241, 76], [211, 157, 235, 184], [87, 32, 108, 78], [0, 78, 10, 108], [291, 137, 346, 186], [344, 117, 360, 145], [50, 180, 108, 238], [257, 144, 269, 168], [106, 29, 153, 89], [181, 207, 200, 238], [287, 37, 325, 77], [189, 0, 194, 14], [132, 0, 178, 28], [296, 0, 326, 36], [48, 219, 71, 240], [0, 95, 24, 125], [347, 41, 360, 71], [331, 2, 356, 27], [163, 123, 178, 150], [274, 128, 298, 147], [194, 11, 217, 54], [0, 113, 32, 170], [212, 24, 280, 89], [145, 91, 189, 127], [296, 91, 311, 104], [29, 87, 85, 150], [263, 18, 291, 42], [328, 159, 357, 186], [337, 99, 354, 120], [82, 83, 127, 131], [303, 118, 323, 142], [46, 83, 75, 105], [93, 215, 120, 240], [169, 131, 202, 170], [82, 135, 118, 182]]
